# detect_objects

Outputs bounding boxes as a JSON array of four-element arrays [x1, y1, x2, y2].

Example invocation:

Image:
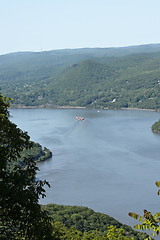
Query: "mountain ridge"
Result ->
[[1, 43, 160, 109]]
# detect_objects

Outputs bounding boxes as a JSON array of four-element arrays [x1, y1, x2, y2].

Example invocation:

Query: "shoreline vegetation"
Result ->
[[10, 105, 86, 109], [10, 104, 159, 112], [20, 142, 52, 163], [7, 142, 52, 171], [152, 119, 160, 134]]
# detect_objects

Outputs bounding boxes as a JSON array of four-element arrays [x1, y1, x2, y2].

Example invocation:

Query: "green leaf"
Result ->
[[139, 216, 143, 222], [134, 224, 140, 230], [154, 212, 160, 220], [155, 181, 160, 187], [128, 212, 140, 220]]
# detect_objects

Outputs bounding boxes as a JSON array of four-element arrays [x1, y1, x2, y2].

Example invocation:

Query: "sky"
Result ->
[[0, 0, 160, 55]]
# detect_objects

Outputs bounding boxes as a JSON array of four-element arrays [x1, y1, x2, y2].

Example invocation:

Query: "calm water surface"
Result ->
[[10, 108, 160, 227]]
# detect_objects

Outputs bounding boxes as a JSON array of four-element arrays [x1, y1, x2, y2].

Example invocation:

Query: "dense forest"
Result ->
[[42, 204, 148, 240], [1, 44, 160, 110]]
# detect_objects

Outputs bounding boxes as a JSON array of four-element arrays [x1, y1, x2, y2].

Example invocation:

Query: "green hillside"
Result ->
[[45, 53, 160, 108], [42, 204, 148, 240], [1, 44, 160, 109]]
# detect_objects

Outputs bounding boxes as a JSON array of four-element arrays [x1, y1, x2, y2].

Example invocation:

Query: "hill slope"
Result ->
[[1, 44, 160, 109], [42, 204, 148, 240]]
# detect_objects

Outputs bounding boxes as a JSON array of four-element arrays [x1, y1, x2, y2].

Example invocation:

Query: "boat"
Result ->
[[76, 117, 84, 121]]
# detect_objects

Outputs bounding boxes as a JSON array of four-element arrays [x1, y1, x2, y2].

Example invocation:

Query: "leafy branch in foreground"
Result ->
[[129, 181, 160, 239]]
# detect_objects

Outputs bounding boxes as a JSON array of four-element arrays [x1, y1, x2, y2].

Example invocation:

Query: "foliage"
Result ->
[[50, 221, 136, 240], [50, 222, 135, 240], [106, 225, 135, 240], [129, 181, 160, 239], [0, 94, 52, 239], [42, 204, 148, 240], [51, 221, 82, 240], [1, 46, 160, 110], [7, 142, 52, 172], [152, 119, 160, 134], [20, 142, 52, 163]]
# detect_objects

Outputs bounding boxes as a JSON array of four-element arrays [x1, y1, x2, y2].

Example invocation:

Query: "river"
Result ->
[[10, 108, 160, 227]]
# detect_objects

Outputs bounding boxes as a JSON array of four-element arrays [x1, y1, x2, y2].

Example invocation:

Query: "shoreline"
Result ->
[[10, 104, 160, 112], [120, 107, 160, 112], [10, 104, 86, 109]]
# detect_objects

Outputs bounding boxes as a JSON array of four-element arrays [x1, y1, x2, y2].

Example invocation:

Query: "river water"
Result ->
[[10, 108, 160, 227]]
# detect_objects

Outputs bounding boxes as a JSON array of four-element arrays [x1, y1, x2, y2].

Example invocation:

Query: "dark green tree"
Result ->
[[0, 94, 52, 239]]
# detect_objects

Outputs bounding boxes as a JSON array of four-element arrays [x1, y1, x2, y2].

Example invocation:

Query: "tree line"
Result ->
[[1, 49, 160, 110]]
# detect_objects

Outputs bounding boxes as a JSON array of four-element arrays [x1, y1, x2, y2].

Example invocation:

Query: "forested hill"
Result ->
[[41, 204, 148, 240], [1, 44, 160, 109]]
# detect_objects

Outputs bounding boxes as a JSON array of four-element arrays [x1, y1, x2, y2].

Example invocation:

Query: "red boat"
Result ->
[[76, 117, 84, 121]]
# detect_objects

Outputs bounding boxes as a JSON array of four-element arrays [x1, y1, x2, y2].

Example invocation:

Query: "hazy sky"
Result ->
[[1, 0, 160, 55]]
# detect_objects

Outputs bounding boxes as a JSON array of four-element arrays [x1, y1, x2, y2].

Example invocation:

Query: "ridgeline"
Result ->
[[1, 44, 160, 110]]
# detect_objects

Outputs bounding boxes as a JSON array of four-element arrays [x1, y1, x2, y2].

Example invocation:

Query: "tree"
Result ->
[[129, 181, 160, 240], [106, 225, 134, 240], [0, 94, 52, 239]]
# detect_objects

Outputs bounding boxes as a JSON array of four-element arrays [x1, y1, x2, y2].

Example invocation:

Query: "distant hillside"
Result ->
[[1, 44, 160, 109]]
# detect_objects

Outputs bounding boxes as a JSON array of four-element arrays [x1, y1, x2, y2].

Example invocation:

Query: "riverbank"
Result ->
[[10, 104, 160, 112], [121, 107, 160, 111], [10, 104, 86, 109]]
